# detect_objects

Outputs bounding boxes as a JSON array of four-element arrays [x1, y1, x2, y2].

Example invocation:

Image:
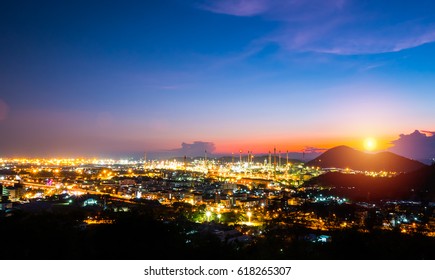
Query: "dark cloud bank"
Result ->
[[147, 141, 216, 159], [389, 130, 435, 164]]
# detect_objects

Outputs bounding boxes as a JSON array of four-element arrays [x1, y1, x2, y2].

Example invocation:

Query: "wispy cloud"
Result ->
[[199, 0, 346, 19], [199, 0, 269, 17], [198, 0, 435, 55]]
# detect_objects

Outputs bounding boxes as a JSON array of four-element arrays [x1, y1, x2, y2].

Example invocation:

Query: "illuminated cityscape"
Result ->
[[1, 148, 434, 259]]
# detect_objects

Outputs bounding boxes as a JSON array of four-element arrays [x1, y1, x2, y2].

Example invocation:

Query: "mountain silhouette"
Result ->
[[308, 145, 426, 173]]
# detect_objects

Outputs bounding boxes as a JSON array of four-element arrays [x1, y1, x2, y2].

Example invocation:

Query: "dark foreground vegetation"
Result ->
[[1, 206, 434, 260]]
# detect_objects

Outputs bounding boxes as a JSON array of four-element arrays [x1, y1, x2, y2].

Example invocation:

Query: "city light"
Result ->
[[1, 154, 434, 243]]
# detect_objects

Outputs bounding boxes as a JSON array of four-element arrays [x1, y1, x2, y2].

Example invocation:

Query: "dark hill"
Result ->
[[308, 145, 426, 173], [305, 164, 435, 202]]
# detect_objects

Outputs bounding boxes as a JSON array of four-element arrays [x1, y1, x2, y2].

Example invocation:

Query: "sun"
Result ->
[[363, 137, 377, 151]]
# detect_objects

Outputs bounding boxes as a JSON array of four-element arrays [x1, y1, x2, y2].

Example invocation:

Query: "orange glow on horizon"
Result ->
[[213, 135, 394, 154]]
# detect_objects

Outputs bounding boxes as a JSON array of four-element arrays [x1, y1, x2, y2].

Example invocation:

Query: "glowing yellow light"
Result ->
[[206, 211, 212, 222], [247, 211, 252, 223], [364, 137, 377, 151]]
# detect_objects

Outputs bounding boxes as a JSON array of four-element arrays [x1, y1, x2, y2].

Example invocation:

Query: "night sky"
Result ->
[[1, 0, 435, 157]]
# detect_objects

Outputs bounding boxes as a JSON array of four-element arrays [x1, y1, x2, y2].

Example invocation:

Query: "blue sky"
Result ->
[[1, 0, 435, 157]]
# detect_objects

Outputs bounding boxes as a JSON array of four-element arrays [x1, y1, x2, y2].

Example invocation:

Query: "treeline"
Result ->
[[1, 208, 435, 259]]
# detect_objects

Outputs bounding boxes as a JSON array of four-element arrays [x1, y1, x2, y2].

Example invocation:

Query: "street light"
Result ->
[[247, 211, 252, 224], [217, 213, 222, 222], [206, 211, 211, 222]]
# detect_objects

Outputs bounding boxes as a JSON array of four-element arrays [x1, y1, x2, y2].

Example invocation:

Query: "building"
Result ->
[[0, 184, 12, 211]]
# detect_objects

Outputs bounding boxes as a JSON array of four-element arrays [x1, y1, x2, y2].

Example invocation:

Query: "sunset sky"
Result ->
[[1, 0, 435, 157]]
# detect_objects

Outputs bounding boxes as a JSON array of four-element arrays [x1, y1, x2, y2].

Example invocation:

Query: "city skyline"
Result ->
[[1, 1, 435, 157]]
